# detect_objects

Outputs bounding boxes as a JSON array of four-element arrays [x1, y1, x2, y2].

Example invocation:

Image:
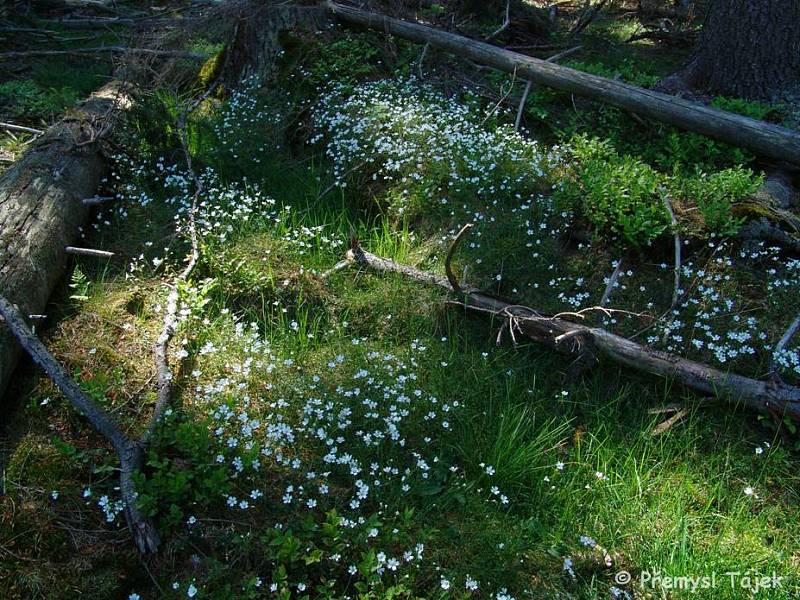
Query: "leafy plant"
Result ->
[[555, 135, 670, 247], [69, 266, 90, 302], [0, 79, 79, 121], [676, 166, 762, 235]]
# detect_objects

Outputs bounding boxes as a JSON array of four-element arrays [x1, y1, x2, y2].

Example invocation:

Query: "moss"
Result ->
[[5, 434, 73, 487], [198, 45, 226, 89]]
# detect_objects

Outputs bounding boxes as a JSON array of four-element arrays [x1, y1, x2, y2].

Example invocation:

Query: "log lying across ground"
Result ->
[[0, 81, 133, 400], [339, 241, 800, 420], [325, 1, 800, 167]]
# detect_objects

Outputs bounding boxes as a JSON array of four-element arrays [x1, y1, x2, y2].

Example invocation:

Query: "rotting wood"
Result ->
[[336, 239, 800, 420], [325, 1, 800, 166], [0, 80, 133, 400]]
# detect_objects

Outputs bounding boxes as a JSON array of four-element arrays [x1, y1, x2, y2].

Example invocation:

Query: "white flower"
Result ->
[[563, 556, 576, 578], [187, 583, 198, 597]]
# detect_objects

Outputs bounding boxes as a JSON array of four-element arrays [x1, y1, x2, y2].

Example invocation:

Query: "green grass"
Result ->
[[1, 29, 800, 600]]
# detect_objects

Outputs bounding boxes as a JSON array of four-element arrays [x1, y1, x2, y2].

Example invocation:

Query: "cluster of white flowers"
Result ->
[[181, 316, 523, 595], [98, 494, 125, 523], [311, 77, 552, 215]]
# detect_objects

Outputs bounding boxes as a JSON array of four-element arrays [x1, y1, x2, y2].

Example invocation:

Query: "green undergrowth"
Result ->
[[2, 27, 800, 600]]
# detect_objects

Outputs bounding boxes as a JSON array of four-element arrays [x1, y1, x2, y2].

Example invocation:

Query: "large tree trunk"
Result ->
[[682, 0, 800, 100], [0, 81, 131, 401]]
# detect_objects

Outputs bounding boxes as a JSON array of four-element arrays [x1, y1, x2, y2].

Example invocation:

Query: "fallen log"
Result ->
[[0, 80, 132, 401], [338, 240, 800, 420], [325, 1, 800, 166]]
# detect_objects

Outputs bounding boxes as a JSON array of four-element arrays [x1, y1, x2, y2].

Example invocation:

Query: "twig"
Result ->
[[514, 81, 533, 132], [569, 0, 609, 35], [650, 407, 689, 436], [0, 47, 206, 61], [321, 258, 353, 280], [444, 224, 474, 294], [314, 160, 367, 204], [662, 195, 681, 311], [486, 0, 511, 41], [141, 62, 230, 445], [65, 246, 115, 258], [771, 314, 800, 375], [514, 45, 581, 131], [482, 67, 517, 126], [417, 42, 430, 79], [600, 259, 623, 307], [0, 122, 44, 135]]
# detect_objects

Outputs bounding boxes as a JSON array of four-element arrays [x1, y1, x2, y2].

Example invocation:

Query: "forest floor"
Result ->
[[2, 3, 800, 599]]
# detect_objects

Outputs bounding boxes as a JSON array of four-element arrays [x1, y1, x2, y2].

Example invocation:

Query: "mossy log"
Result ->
[[0, 81, 132, 401]]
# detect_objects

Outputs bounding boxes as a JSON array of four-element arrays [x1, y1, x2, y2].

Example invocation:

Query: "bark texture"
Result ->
[[0, 81, 132, 401], [683, 0, 800, 100], [226, 4, 328, 85]]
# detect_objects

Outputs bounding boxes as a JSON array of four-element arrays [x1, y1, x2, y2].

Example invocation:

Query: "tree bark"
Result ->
[[0, 81, 132, 401], [682, 0, 800, 100], [325, 1, 800, 166]]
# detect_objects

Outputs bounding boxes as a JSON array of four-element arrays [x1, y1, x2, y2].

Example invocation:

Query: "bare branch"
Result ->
[[444, 224, 474, 294], [485, 0, 511, 41], [343, 243, 800, 420], [0, 47, 207, 61], [1, 122, 44, 135], [662, 195, 682, 310], [600, 259, 623, 307], [65, 246, 115, 258], [513, 45, 583, 132], [0, 296, 159, 553]]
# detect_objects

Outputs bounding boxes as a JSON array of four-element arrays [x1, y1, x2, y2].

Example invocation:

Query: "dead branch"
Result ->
[[1, 122, 44, 135], [0, 296, 159, 554], [0, 47, 207, 61], [142, 88, 207, 446], [65, 246, 115, 258], [515, 45, 582, 131], [444, 224, 475, 294], [662, 195, 681, 311], [569, 0, 609, 35], [343, 242, 800, 420], [486, 0, 511, 41], [417, 42, 430, 79], [600, 259, 623, 307], [771, 314, 800, 375], [326, 1, 800, 166]]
